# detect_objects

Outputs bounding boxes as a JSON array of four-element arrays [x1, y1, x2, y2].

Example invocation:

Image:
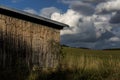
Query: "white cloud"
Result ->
[[40, 7, 60, 18], [53, 0, 120, 49], [23, 7, 60, 18], [51, 9, 81, 33], [11, 0, 22, 3], [109, 37, 120, 42], [12, 0, 18, 3], [23, 8, 38, 14], [51, 9, 111, 38], [50, 8, 120, 49], [96, 0, 120, 13]]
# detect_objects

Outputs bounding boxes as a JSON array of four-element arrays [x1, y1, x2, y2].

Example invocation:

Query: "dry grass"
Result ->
[[1, 46, 120, 80], [60, 47, 120, 80]]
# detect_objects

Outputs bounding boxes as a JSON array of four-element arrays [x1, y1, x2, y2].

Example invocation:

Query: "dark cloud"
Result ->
[[82, 0, 108, 5], [61, 0, 107, 3], [93, 41, 120, 49], [58, 0, 120, 49], [97, 30, 115, 41], [61, 0, 95, 15], [69, 2, 95, 15], [61, 29, 117, 49], [111, 25, 120, 37], [110, 11, 120, 24], [50, 8, 120, 49]]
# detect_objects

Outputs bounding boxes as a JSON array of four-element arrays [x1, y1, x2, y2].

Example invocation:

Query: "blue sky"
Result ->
[[0, 0, 68, 12], [1, 0, 120, 49]]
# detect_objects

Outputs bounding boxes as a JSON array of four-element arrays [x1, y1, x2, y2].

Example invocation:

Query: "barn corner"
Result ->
[[0, 6, 68, 72]]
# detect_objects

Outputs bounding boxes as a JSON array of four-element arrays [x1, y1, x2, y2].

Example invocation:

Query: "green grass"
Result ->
[[29, 46, 120, 80], [59, 47, 120, 80], [1, 46, 120, 80]]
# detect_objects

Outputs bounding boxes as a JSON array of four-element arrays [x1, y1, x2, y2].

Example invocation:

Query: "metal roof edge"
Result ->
[[0, 5, 69, 30]]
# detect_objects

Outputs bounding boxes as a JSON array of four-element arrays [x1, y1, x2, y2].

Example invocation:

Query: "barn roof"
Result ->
[[0, 6, 68, 30]]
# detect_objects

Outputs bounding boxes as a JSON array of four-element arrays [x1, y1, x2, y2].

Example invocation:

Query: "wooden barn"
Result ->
[[0, 6, 67, 70]]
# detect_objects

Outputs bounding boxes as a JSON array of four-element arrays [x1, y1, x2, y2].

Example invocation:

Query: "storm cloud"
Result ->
[[110, 11, 120, 24], [70, 2, 95, 15], [51, 0, 120, 49]]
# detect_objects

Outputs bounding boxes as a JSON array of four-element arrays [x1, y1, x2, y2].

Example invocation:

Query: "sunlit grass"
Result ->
[[60, 47, 120, 80], [1, 46, 120, 80]]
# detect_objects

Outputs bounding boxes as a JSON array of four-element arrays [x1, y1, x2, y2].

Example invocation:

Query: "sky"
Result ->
[[0, 0, 120, 49]]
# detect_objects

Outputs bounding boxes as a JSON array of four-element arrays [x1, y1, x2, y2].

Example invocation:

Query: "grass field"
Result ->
[[1, 46, 120, 80], [59, 47, 120, 80]]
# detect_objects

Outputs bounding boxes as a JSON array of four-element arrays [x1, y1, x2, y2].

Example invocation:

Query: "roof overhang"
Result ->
[[0, 5, 69, 30]]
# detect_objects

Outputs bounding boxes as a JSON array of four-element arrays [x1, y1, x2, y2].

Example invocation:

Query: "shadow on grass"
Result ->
[[0, 67, 120, 80], [26, 68, 120, 80]]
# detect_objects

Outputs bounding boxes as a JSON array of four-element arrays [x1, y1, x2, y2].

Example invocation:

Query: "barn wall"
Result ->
[[0, 14, 61, 70]]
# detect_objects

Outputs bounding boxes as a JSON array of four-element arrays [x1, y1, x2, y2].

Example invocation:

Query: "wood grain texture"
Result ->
[[0, 14, 61, 70]]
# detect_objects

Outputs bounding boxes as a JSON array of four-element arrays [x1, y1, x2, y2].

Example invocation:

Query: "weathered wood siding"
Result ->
[[0, 13, 60, 70]]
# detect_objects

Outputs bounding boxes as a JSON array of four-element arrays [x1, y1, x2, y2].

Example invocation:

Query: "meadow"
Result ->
[[59, 47, 120, 80], [26, 46, 120, 80], [0, 46, 120, 80]]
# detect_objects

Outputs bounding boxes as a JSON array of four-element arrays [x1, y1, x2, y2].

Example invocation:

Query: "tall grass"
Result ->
[[1, 46, 120, 80], [60, 47, 120, 80]]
